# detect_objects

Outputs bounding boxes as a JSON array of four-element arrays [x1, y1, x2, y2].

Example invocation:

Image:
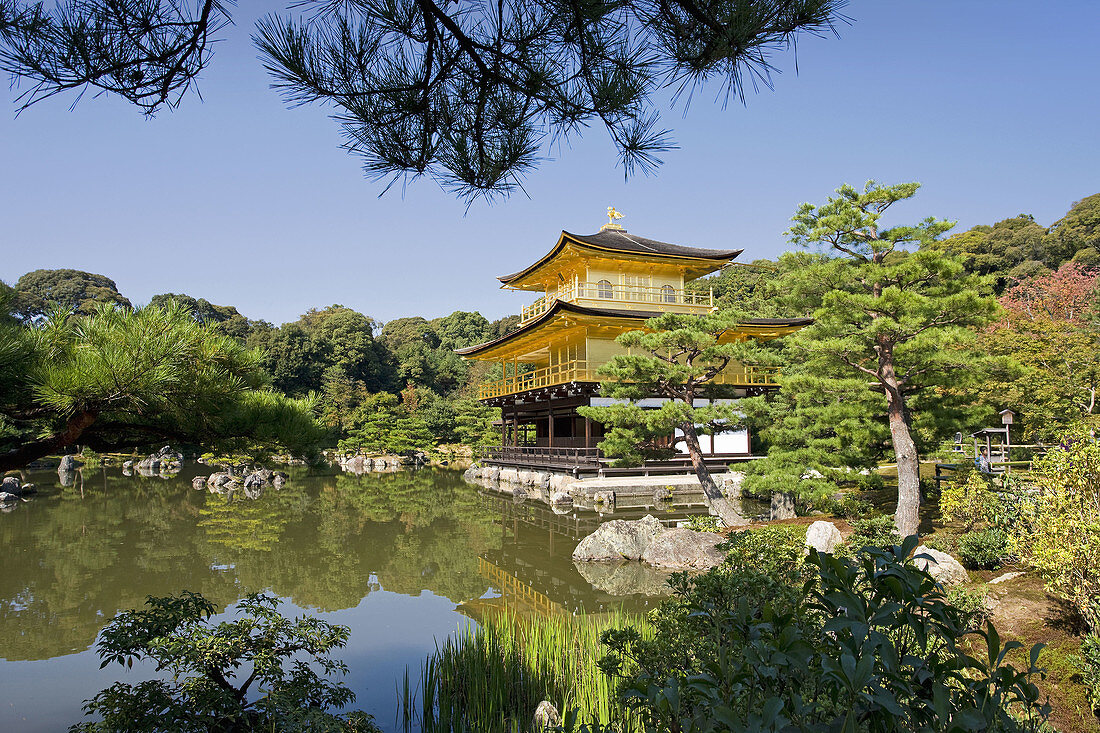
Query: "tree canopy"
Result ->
[[0, 299, 325, 470], [1, 0, 848, 200], [13, 268, 131, 320]]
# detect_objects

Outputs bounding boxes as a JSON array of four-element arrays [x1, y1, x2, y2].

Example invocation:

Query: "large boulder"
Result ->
[[641, 528, 724, 570], [207, 472, 233, 489], [573, 515, 665, 562], [243, 472, 266, 489], [805, 521, 843, 554], [913, 545, 970, 587], [1, 476, 21, 495], [58, 454, 81, 472]]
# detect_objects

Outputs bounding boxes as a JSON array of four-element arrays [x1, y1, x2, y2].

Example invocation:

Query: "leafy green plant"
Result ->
[[845, 515, 898, 551], [719, 524, 810, 584], [1010, 431, 1100, 630], [946, 584, 993, 627], [598, 537, 1050, 732], [820, 492, 874, 520], [941, 471, 998, 529], [70, 592, 376, 732], [683, 515, 722, 533], [1082, 633, 1100, 717], [957, 528, 1011, 570]]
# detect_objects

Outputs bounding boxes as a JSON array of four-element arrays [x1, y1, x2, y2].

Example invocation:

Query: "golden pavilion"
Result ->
[[456, 209, 810, 472]]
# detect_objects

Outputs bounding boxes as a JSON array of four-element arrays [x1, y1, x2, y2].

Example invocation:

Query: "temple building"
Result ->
[[455, 209, 810, 472]]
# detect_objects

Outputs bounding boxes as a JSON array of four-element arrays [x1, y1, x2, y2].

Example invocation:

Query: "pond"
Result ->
[[0, 464, 689, 731]]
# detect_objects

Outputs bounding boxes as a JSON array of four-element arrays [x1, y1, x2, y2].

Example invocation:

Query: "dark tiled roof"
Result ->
[[454, 300, 812, 356], [498, 229, 743, 284]]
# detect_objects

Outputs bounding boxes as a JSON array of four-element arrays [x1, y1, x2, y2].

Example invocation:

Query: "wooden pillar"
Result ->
[[500, 406, 507, 446], [548, 401, 555, 449], [512, 407, 520, 447], [584, 414, 593, 449]]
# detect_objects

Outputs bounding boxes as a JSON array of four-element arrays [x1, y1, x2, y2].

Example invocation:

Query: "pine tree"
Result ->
[[770, 182, 999, 536]]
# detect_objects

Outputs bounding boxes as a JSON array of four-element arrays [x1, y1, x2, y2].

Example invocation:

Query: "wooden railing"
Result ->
[[484, 445, 603, 466], [478, 360, 781, 399], [521, 282, 714, 322]]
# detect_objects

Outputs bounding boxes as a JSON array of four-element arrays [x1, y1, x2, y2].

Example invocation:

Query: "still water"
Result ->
[[0, 464, 680, 731]]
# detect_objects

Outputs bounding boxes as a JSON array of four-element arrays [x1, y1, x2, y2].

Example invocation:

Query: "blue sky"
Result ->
[[2, 1, 1098, 325]]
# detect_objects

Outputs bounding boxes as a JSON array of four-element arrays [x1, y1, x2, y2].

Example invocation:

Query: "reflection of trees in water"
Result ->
[[0, 469, 239, 661], [0, 467, 501, 661]]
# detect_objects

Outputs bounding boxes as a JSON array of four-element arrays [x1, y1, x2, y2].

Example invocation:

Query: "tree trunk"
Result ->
[[680, 420, 747, 527], [884, 385, 921, 538], [0, 410, 98, 472]]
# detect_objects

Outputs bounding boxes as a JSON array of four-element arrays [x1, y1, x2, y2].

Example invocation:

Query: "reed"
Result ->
[[399, 610, 650, 733]]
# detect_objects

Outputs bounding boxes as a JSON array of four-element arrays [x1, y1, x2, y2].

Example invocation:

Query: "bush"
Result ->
[[819, 492, 874, 520], [946, 584, 992, 627], [719, 524, 809, 584], [941, 470, 998, 529], [1083, 633, 1100, 717], [1011, 432, 1100, 629], [71, 592, 377, 732], [598, 537, 1049, 732], [846, 515, 898, 550], [683, 514, 722, 533], [957, 528, 1011, 569]]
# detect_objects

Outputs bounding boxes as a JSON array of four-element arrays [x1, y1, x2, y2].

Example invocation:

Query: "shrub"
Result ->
[[1010, 432, 1100, 630], [598, 537, 1049, 732], [820, 492, 874, 520], [946, 584, 992, 627], [957, 528, 1011, 569], [1083, 633, 1100, 717], [941, 470, 998, 528], [70, 592, 376, 733], [683, 514, 722, 533], [846, 515, 898, 550], [719, 523, 809, 584]]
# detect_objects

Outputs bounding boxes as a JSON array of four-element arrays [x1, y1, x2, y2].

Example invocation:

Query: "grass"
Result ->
[[400, 610, 651, 733]]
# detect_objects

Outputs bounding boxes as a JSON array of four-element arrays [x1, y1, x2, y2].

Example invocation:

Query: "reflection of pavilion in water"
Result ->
[[456, 491, 701, 622]]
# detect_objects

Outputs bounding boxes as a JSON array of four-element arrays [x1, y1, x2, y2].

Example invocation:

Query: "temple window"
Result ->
[[661, 284, 676, 303], [597, 279, 614, 299]]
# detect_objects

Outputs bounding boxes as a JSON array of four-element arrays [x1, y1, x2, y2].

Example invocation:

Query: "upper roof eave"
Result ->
[[497, 230, 744, 286]]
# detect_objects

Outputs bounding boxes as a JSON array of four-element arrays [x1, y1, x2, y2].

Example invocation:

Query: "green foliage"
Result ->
[[719, 524, 810, 584], [927, 215, 1052, 291], [845, 515, 899, 551], [401, 611, 649, 733], [956, 528, 1011, 570], [0, 301, 326, 469], [1081, 633, 1100, 716], [340, 392, 435, 455], [945, 584, 992, 627], [148, 293, 255, 341], [819, 492, 875, 520], [941, 471, 998, 529], [682, 515, 722, 533], [1044, 193, 1100, 267], [1011, 431, 1100, 630], [13, 268, 131, 320], [599, 537, 1049, 732], [70, 592, 377, 732]]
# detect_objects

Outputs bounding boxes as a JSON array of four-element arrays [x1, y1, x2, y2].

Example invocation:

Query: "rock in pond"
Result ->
[[572, 515, 664, 562], [805, 521, 843, 554], [1, 476, 21, 494], [913, 545, 969, 587], [58, 454, 81, 472], [532, 700, 562, 731], [192, 476, 208, 490]]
